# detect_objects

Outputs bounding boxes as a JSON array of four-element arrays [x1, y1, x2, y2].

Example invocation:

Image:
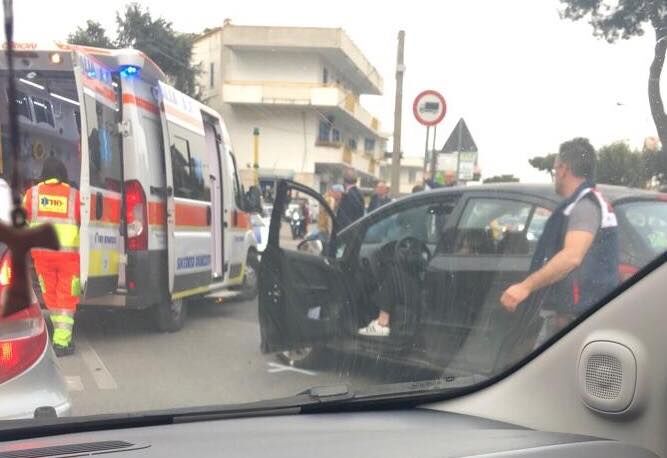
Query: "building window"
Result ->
[[409, 169, 417, 184], [332, 128, 341, 143], [318, 120, 331, 142], [381, 168, 390, 181], [348, 138, 357, 151], [209, 62, 215, 88], [364, 138, 375, 152], [322, 67, 328, 84]]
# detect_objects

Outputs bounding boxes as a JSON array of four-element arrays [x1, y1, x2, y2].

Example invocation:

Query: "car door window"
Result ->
[[453, 198, 534, 256], [362, 202, 449, 248]]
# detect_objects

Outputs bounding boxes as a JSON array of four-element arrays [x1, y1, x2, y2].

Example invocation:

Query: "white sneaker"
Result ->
[[358, 319, 390, 337]]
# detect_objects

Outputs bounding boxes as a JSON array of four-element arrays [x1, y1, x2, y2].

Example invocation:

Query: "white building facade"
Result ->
[[193, 25, 387, 193]]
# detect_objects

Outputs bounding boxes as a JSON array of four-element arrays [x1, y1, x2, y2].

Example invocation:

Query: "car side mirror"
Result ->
[[244, 186, 263, 213]]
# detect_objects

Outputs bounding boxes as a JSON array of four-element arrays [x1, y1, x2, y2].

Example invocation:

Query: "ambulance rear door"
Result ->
[[157, 82, 213, 297], [73, 51, 125, 299]]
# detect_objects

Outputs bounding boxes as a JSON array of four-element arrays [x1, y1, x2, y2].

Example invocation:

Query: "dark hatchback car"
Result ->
[[258, 181, 667, 378]]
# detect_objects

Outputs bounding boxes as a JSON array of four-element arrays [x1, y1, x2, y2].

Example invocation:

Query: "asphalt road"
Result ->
[[56, 228, 420, 418], [57, 293, 382, 417]]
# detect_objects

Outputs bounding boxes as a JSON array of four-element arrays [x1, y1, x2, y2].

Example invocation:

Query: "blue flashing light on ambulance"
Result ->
[[0, 43, 261, 331]]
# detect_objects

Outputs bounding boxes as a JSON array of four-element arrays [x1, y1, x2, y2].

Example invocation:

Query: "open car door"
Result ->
[[258, 180, 350, 353], [73, 51, 124, 299]]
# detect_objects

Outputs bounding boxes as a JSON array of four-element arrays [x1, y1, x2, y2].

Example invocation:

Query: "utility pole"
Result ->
[[390, 30, 405, 197], [253, 127, 260, 186]]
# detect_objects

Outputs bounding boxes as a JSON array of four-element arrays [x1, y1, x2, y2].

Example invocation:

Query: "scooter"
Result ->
[[290, 211, 306, 239]]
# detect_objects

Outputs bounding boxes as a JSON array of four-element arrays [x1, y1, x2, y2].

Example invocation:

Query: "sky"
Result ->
[[7, 0, 662, 182]]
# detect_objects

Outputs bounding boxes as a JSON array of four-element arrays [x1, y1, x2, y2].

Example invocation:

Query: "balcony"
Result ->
[[223, 80, 384, 138], [220, 25, 383, 95]]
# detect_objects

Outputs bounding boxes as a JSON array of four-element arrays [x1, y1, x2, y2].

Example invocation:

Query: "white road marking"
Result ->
[[77, 336, 118, 390], [267, 362, 317, 376], [64, 376, 84, 392]]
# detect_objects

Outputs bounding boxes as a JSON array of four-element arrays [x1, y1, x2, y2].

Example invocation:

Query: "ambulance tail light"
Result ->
[[125, 180, 147, 251]]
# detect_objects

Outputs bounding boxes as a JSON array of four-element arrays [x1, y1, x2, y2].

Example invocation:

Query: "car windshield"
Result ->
[[1, 0, 667, 426]]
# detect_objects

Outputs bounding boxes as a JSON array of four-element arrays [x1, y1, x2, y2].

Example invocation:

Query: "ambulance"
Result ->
[[0, 43, 260, 331]]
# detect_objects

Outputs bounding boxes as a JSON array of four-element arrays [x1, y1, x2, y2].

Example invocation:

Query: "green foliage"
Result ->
[[530, 141, 665, 188], [68, 3, 200, 97], [115, 3, 200, 96], [528, 154, 556, 177], [559, 0, 667, 43], [596, 142, 647, 187], [67, 21, 115, 48], [483, 174, 520, 184]]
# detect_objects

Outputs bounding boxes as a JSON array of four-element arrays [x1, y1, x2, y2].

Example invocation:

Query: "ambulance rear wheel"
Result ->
[[154, 298, 188, 332]]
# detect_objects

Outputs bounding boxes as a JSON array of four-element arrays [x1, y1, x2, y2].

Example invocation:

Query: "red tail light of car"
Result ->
[[619, 263, 640, 282], [0, 301, 47, 385]]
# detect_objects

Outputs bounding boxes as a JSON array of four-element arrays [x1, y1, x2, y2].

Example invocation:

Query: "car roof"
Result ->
[[404, 183, 665, 205]]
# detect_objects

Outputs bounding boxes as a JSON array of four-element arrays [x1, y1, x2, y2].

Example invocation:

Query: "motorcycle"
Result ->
[[290, 211, 306, 239]]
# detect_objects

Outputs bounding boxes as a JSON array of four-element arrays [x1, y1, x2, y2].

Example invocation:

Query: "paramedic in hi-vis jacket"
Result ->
[[24, 157, 81, 356]]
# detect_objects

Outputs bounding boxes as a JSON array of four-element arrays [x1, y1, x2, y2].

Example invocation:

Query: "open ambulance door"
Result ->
[[73, 51, 125, 299], [156, 82, 213, 299]]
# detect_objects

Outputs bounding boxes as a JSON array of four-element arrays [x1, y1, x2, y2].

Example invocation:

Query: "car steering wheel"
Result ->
[[394, 236, 431, 273]]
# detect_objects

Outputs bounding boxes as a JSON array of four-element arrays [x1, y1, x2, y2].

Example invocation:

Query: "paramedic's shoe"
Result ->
[[53, 342, 75, 357], [358, 320, 390, 337]]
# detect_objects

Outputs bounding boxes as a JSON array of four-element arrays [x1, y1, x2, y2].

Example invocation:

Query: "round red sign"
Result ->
[[413, 90, 447, 126]]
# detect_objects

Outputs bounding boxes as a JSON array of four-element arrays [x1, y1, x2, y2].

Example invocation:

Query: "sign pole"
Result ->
[[455, 122, 463, 184], [429, 124, 438, 176], [422, 126, 430, 174], [413, 89, 447, 182]]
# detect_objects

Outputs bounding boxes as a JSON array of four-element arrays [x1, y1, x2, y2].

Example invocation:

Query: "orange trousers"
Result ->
[[32, 250, 80, 312]]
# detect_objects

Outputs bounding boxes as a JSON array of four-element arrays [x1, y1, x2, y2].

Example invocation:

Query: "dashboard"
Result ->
[[0, 408, 656, 457]]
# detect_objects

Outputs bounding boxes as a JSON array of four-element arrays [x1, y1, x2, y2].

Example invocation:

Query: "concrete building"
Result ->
[[379, 156, 425, 195], [193, 24, 387, 194]]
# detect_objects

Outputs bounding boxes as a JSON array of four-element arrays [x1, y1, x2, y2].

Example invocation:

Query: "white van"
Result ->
[[0, 43, 260, 331]]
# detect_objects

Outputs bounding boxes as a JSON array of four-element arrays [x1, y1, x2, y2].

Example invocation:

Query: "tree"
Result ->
[[68, 4, 200, 97], [483, 174, 520, 183], [68, 20, 115, 48], [528, 153, 556, 178], [115, 3, 200, 96], [559, 0, 667, 174], [596, 142, 648, 187]]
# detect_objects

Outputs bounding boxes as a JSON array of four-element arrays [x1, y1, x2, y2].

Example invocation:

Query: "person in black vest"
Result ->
[[336, 169, 365, 229], [501, 138, 619, 331]]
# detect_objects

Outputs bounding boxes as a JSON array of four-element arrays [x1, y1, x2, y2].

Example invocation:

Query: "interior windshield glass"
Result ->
[[1, 0, 666, 423]]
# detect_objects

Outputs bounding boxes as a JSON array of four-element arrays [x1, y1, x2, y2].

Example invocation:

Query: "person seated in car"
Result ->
[[358, 210, 428, 337]]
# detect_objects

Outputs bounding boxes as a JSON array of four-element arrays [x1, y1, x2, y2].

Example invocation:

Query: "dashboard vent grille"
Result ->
[[0, 441, 134, 458]]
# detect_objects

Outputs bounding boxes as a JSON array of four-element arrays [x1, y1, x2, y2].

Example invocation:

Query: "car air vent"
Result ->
[[0, 441, 141, 458]]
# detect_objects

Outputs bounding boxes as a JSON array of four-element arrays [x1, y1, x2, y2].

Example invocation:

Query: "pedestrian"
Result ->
[[367, 180, 391, 213], [317, 184, 343, 236], [24, 157, 81, 356], [336, 169, 364, 229], [500, 137, 619, 339]]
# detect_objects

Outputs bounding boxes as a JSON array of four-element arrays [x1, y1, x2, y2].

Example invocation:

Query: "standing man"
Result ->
[[24, 157, 81, 356], [367, 180, 391, 213], [336, 169, 365, 229], [500, 138, 619, 333]]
